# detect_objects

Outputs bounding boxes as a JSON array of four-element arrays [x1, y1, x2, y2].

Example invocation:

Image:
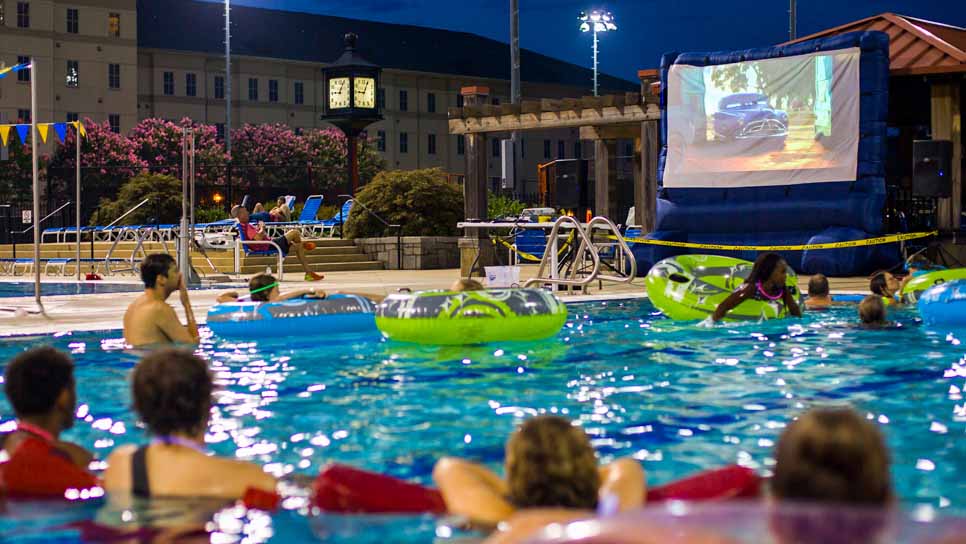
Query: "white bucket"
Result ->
[[485, 266, 521, 288]]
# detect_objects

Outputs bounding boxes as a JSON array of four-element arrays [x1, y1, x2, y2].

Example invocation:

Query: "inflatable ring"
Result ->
[[918, 280, 966, 331], [206, 294, 377, 339], [645, 255, 800, 321], [900, 268, 966, 303], [375, 289, 567, 345]]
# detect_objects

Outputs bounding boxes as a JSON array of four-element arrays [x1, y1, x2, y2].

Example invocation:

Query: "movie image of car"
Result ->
[[712, 93, 788, 145]]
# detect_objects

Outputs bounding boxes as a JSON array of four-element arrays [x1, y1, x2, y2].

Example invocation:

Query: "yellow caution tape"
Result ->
[[614, 230, 937, 251], [492, 231, 576, 263]]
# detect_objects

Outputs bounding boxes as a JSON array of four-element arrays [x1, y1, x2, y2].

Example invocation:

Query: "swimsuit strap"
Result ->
[[132, 446, 151, 497], [756, 281, 784, 301], [16, 421, 55, 443], [152, 435, 208, 455]]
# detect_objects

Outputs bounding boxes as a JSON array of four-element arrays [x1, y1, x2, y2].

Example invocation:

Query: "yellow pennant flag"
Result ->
[[76, 121, 86, 138], [37, 124, 50, 144], [0, 125, 10, 146]]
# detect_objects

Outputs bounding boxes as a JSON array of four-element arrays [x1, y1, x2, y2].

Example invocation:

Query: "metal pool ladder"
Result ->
[[524, 215, 636, 292]]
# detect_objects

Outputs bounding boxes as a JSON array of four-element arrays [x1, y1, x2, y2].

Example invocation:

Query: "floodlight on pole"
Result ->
[[578, 10, 617, 96]]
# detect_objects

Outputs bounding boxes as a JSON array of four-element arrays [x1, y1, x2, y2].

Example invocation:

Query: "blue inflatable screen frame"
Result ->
[[638, 31, 894, 276]]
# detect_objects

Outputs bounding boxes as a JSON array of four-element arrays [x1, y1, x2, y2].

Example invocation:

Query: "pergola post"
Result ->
[[931, 81, 962, 231], [459, 86, 496, 277], [641, 120, 659, 232], [594, 139, 618, 220]]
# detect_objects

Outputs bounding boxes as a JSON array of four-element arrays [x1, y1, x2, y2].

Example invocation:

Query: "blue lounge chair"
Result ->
[[319, 200, 353, 237], [511, 229, 547, 264]]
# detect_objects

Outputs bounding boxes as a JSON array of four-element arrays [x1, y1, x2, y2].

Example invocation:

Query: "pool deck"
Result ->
[[0, 268, 871, 337]]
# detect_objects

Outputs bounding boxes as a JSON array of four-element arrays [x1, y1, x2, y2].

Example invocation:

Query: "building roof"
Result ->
[[783, 13, 966, 76], [136, 0, 638, 92]]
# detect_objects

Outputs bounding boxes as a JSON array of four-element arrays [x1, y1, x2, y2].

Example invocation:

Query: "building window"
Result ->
[[399, 89, 408, 112], [457, 135, 465, 156], [17, 109, 30, 123], [492, 138, 500, 157], [558, 141, 565, 159], [427, 93, 436, 113], [377, 130, 386, 152], [574, 141, 581, 159], [162, 72, 174, 95], [17, 55, 30, 82], [216, 123, 225, 141], [66, 60, 79, 88], [66, 8, 78, 33], [294, 81, 304, 105], [427, 133, 437, 155], [16, 2, 28, 28], [457, 94, 464, 108], [214, 76, 224, 99], [377, 88, 385, 109], [66, 112, 78, 123], [543, 139, 551, 159], [108, 63, 120, 89], [399, 132, 408, 154], [185, 73, 197, 97], [268, 80, 278, 103], [0, 4, 4, 25], [108, 12, 120, 37], [109, 114, 120, 134], [248, 78, 258, 101], [492, 97, 500, 105]]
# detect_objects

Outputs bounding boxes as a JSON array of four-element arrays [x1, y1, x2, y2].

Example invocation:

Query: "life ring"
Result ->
[[645, 255, 800, 321], [900, 268, 966, 303], [310, 464, 761, 514], [0, 436, 101, 498], [206, 294, 377, 339], [375, 289, 567, 345], [917, 280, 966, 332]]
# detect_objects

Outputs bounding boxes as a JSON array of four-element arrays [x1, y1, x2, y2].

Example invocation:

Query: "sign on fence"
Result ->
[[21, 210, 31, 224]]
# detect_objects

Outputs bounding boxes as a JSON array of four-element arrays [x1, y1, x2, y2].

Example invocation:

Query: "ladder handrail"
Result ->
[[105, 198, 151, 228], [524, 216, 601, 288], [585, 216, 636, 283]]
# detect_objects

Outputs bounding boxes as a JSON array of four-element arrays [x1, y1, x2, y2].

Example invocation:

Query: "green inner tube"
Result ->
[[376, 289, 568, 345], [901, 268, 966, 303], [645, 255, 800, 321]]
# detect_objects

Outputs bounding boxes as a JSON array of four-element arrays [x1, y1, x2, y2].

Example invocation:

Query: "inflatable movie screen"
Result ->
[[665, 48, 860, 188]]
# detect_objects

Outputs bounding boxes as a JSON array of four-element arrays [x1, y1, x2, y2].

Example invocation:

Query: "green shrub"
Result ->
[[488, 191, 526, 220], [344, 168, 463, 239], [194, 205, 226, 225], [316, 204, 338, 222], [89, 172, 183, 226]]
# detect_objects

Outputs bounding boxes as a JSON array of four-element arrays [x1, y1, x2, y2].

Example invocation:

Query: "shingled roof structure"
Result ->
[[136, 0, 638, 92]]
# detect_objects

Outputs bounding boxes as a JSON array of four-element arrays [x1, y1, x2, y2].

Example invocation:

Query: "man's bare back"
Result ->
[[123, 254, 199, 347], [124, 295, 187, 346]]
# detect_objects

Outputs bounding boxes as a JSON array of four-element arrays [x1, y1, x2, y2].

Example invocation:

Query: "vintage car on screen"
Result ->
[[712, 93, 788, 145]]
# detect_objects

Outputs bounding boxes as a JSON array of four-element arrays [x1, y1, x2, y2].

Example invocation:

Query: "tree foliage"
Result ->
[[128, 118, 226, 184], [0, 141, 39, 205], [344, 168, 463, 238], [488, 191, 526, 219], [301, 128, 385, 191], [89, 172, 183, 226]]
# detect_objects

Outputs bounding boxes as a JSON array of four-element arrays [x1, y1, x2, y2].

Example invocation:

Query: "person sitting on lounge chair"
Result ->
[[235, 207, 324, 282]]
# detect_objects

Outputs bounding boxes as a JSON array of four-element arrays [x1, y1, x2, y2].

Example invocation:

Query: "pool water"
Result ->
[[0, 282, 147, 298], [0, 299, 963, 542]]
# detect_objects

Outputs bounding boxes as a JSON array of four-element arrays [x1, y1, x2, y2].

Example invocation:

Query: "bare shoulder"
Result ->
[[102, 444, 138, 492], [208, 456, 277, 492]]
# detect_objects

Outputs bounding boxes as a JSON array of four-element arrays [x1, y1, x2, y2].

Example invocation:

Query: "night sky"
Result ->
[[201, 0, 965, 82]]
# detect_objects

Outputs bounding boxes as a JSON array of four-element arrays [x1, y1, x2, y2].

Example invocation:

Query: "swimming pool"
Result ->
[[0, 281, 238, 298], [0, 299, 963, 542]]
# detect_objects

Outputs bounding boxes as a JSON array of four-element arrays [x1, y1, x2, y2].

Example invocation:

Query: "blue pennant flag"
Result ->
[[0, 63, 31, 80], [54, 123, 68, 144], [15, 124, 30, 144]]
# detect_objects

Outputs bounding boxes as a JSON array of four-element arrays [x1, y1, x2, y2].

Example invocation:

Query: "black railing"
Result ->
[[11, 201, 72, 259], [337, 194, 404, 270]]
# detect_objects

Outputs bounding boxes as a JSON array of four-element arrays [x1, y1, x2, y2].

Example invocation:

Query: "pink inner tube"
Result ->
[[523, 502, 966, 544]]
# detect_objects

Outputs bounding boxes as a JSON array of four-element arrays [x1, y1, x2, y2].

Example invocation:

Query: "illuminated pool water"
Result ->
[[0, 299, 963, 542]]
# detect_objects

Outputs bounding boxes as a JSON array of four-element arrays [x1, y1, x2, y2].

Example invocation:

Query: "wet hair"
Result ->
[[505, 415, 600, 510], [140, 253, 176, 289], [807, 274, 829, 297], [3, 347, 74, 418], [132, 349, 213, 437], [747, 253, 785, 286], [451, 279, 484, 292], [248, 274, 277, 302], [869, 272, 890, 297], [858, 295, 887, 325], [772, 407, 892, 505]]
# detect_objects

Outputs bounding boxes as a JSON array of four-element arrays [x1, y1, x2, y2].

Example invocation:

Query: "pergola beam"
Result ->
[[450, 103, 658, 134]]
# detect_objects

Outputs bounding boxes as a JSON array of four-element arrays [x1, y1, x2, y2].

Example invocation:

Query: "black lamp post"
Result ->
[[321, 33, 383, 195]]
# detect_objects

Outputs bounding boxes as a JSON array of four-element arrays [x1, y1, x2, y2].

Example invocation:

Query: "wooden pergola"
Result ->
[[449, 72, 662, 274]]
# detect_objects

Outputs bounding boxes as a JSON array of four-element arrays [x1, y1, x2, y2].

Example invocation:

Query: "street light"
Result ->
[[578, 10, 617, 96]]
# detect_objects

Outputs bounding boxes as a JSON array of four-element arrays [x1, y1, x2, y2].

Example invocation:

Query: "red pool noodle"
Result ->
[[0, 437, 100, 498]]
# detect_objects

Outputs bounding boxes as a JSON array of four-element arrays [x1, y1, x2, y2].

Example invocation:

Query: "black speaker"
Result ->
[[913, 140, 953, 197]]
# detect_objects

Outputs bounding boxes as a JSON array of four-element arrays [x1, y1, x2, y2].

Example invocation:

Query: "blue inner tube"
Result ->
[[206, 294, 377, 339], [918, 280, 966, 332]]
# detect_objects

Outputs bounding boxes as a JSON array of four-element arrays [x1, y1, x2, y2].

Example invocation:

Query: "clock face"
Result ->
[[328, 77, 350, 109], [354, 77, 375, 109]]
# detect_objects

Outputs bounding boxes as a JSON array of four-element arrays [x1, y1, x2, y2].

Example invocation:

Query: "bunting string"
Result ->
[[0, 121, 85, 145]]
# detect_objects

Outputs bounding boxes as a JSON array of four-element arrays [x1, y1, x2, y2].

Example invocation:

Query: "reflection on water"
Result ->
[[0, 298, 964, 541]]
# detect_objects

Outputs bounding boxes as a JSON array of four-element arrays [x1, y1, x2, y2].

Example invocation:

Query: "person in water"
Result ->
[[123, 254, 200, 347], [869, 271, 906, 305], [433, 415, 645, 540], [1, 347, 95, 476], [711, 253, 802, 322], [858, 295, 889, 327], [216, 274, 386, 304], [103, 349, 276, 499], [451, 278, 484, 292], [804, 274, 834, 310]]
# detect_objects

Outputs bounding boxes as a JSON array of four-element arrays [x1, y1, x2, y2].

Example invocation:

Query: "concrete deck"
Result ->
[[0, 267, 871, 337]]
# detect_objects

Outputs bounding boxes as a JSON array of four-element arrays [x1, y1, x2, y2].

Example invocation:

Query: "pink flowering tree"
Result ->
[[230, 123, 308, 192], [301, 128, 385, 191], [46, 118, 145, 220], [128, 118, 226, 185]]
